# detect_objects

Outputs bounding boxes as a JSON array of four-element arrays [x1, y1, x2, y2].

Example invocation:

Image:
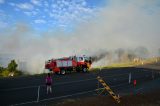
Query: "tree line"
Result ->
[[0, 60, 22, 77]]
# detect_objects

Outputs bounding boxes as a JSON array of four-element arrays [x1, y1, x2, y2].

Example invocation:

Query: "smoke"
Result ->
[[0, 0, 160, 74]]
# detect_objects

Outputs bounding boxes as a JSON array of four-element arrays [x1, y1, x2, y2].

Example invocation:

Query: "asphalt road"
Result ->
[[0, 67, 160, 106]]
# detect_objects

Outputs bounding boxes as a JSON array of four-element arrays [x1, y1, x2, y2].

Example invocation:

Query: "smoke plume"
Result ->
[[0, 0, 160, 74]]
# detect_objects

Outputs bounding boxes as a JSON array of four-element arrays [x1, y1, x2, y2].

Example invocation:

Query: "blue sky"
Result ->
[[0, 0, 106, 32]]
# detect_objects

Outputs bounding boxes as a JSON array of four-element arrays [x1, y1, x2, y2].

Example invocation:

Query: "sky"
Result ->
[[0, 0, 106, 32], [0, 0, 160, 74]]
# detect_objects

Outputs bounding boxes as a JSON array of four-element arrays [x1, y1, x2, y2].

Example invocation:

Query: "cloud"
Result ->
[[0, 21, 8, 29], [31, 0, 41, 6], [34, 19, 46, 24], [44, 1, 49, 7], [0, 10, 9, 29], [6, 0, 100, 30], [8, 2, 16, 6], [23, 11, 37, 16], [24, 11, 32, 16], [48, 0, 99, 27], [0, 0, 4, 4], [16, 3, 34, 10]]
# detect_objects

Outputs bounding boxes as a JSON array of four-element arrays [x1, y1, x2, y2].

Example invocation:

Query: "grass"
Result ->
[[0, 70, 23, 77], [90, 57, 160, 71]]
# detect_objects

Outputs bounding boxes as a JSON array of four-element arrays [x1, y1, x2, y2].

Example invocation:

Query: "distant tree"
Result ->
[[127, 53, 135, 61], [0, 65, 3, 72], [0, 66, 3, 69], [134, 46, 149, 59], [8, 60, 18, 72], [127, 49, 136, 61]]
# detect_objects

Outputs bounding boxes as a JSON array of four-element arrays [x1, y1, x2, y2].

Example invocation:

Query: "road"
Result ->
[[0, 67, 160, 106]]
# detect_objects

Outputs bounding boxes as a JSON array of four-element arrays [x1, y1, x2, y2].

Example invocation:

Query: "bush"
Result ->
[[8, 60, 18, 72], [0, 60, 23, 77], [1, 70, 10, 77]]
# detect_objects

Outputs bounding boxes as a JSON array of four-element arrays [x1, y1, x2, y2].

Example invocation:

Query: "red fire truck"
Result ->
[[45, 55, 92, 74]]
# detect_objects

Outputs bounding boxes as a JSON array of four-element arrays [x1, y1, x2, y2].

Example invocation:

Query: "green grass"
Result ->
[[0, 70, 23, 77], [0, 70, 10, 77], [90, 57, 160, 71], [90, 62, 137, 71]]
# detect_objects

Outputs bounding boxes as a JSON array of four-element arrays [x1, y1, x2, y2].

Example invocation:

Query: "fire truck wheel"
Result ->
[[55, 72, 60, 75], [83, 68, 87, 73], [61, 70, 66, 75]]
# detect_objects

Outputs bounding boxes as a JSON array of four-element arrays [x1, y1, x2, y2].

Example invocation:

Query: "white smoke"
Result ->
[[0, 0, 160, 74]]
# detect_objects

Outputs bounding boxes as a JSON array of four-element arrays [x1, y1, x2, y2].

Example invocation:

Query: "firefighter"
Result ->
[[133, 79, 137, 87], [46, 73, 52, 94]]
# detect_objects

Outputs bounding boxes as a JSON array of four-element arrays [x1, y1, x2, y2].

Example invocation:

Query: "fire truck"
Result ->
[[45, 55, 92, 74]]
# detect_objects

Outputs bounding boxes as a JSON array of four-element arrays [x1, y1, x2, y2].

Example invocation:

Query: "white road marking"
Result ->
[[0, 85, 38, 91], [40, 90, 95, 102], [37, 86, 40, 102], [11, 82, 130, 106], [11, 100, 37, 106], [95, 82, 129, 91], [54, 73, 129, 86], [102, 73, 128, 78], [136, 88, 143, 92], [0, 73, 129, 91], [11, 90, 95, 106]]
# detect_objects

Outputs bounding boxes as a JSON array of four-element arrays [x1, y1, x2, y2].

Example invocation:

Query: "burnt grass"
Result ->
[[55, 90, 160, 106]]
